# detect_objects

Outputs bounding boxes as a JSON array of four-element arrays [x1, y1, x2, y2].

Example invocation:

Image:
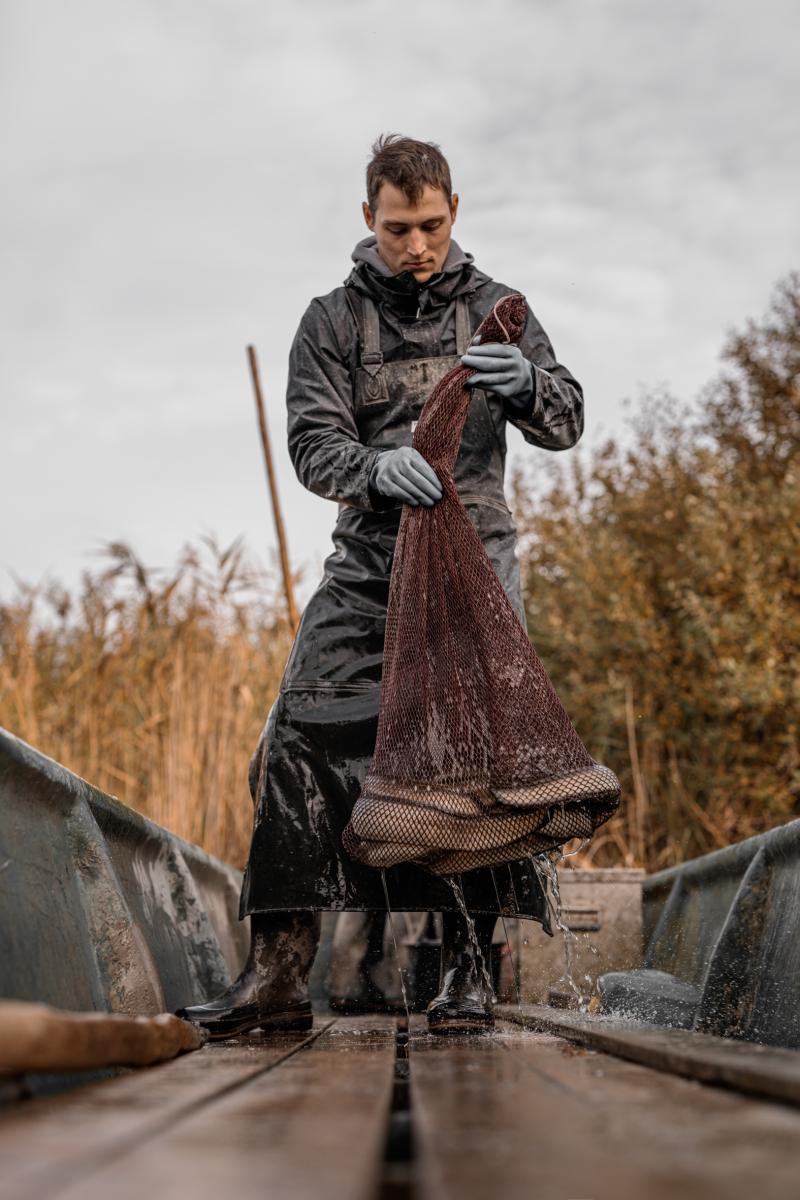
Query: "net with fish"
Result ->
[[342, 293, 621, 875]]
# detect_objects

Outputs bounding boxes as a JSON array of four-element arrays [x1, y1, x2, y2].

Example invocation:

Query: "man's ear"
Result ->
[[450, 192, 459, 223], [362, 201, 375, 231]]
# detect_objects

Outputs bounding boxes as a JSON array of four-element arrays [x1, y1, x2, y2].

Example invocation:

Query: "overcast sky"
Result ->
[[2, 0, 798, 605]]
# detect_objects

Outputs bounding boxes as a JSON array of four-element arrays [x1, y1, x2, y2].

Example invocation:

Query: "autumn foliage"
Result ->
[[513, 272, 800, 869]]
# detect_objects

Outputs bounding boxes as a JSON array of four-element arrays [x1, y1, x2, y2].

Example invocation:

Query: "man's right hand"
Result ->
[[370, 446, 443, 507]]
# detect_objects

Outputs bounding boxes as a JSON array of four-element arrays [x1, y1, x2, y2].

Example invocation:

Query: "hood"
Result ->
[[346, 235, 491, 316], [350, 234, 473, 278]]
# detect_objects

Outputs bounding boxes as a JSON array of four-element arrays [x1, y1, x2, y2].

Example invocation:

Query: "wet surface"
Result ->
[[5, 1014, 800, 1199]]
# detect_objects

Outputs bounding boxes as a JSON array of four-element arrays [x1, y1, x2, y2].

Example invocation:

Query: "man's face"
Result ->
[[362, 182, 459, 283]]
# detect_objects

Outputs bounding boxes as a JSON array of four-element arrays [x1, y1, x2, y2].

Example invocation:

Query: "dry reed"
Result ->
[[0, 537, 293, 869]]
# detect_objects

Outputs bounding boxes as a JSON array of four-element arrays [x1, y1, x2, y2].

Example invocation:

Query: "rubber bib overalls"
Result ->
[[239, 288, 552, 933]]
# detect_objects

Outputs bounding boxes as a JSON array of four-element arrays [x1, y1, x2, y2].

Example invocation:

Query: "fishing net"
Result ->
[[343, 293, 621, 875]]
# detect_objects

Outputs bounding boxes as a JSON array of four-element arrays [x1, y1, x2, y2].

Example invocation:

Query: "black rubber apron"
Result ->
[[239, 291, 552, 934]]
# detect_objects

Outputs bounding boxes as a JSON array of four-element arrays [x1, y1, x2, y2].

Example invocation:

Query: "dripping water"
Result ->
[[381, 870, 411, 1023], [529, 849, 585, 1010], [560, 836, 592, 860], [507, 863, 521, 917], [444, 875, 495, 1003], [491, 866, 521, 1010], [549, 836, 603, 1001]]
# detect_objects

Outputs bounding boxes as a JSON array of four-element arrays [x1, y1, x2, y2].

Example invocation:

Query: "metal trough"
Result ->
[[0, 727, 248, 1021], [598, 818, 800, 1048]]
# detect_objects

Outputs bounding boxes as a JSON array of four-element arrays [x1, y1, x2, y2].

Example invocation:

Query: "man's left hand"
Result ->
[[460, 334, 534, 401]]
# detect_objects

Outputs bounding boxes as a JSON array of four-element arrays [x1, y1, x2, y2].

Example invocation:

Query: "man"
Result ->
[[177, 134, 583, 1038]]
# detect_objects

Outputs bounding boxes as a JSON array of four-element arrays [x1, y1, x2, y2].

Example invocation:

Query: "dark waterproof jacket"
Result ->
[[238, 236, 584, 930]]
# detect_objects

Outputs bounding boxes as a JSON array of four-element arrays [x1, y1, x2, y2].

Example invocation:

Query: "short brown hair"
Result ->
[[366, 133, 452, 212]]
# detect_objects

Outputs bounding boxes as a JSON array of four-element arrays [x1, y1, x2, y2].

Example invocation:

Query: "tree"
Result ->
[[514, 272, 800, 869]]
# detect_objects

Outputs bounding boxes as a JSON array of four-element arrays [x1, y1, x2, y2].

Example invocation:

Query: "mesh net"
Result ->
[[343, 293, 621, 875]]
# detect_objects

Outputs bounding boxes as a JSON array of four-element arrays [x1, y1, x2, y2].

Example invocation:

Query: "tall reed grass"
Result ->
[[0, 538, 293, 868], [2, 513, 791, 875]]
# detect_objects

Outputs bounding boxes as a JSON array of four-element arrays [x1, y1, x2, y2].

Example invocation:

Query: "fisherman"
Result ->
[[177, 134, 584, 1038]]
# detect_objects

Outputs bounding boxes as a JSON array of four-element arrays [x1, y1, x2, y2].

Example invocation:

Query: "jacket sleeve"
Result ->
[[286, 297, 385, 510], [502, 303, 584, 450]]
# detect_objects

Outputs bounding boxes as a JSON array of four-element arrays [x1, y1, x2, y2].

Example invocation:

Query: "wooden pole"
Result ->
[[247, 345, 300, 634]]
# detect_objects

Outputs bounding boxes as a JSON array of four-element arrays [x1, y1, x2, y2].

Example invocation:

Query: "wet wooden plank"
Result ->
[[498, 1003, 800, 1106], [0, 1023, 333, 1200], [411, 1017, 800, 1200], [42, 1017, 396, 1200]]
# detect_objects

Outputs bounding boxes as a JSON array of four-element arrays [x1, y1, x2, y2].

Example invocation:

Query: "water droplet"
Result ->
[[381, 870, 410, 1023]]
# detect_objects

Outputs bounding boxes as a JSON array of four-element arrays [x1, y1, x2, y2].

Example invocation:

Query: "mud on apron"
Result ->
[[239, 290, 552, 932]]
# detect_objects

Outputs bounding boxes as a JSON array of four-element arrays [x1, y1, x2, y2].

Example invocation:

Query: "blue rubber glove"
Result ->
[[460, 334, 534, 404]]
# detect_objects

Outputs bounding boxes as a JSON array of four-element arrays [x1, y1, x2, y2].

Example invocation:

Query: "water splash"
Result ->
[[491, 866, 521, 1010], [560, 836, 591, 860], [529, 850, 586, 1011], [444, 875, 495, 1003], [381, 870, 411, 1023], [506, 863, 522, 918]]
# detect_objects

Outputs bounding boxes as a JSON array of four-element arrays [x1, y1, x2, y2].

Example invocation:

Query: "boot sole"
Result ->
[[251, 1004, 314, 1035], [427, 1013, 495, 1036], [177, 1002, 313, 1041]]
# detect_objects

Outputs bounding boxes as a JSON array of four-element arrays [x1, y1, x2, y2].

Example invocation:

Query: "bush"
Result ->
[[514, 272, 800, 869]]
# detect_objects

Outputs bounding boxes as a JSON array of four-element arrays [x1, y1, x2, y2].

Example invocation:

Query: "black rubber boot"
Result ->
[[427, 912, 496, 1035], [174, 910, 320, 1040], [328, 911, 404, 1014]]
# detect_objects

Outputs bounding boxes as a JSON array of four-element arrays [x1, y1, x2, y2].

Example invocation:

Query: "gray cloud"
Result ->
[[2, 0, 798, 597]]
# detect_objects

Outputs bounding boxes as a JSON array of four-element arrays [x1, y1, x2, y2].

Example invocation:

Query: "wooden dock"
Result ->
[[3, 1012, 800, 1200]]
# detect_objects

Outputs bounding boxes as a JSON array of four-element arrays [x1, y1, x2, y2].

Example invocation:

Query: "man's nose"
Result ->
[[406, 232, 427, 259]]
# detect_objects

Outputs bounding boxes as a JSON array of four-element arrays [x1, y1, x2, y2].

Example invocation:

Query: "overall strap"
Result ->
[[360, 295, 385, 377], [343, 287, 383, 382], [343, 289, 385, 380], [455, 294, 472, 356]]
